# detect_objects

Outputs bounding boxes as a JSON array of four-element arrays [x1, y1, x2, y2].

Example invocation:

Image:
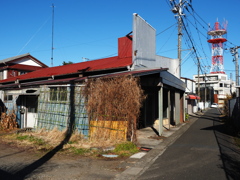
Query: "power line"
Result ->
[[184, 16, 210, 67], [156, 23, 177, 36], [157, 25, 177, 54]]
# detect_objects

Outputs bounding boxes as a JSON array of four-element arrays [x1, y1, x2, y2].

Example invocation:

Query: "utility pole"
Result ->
[[177, 1, 183, 78], [197, 57, 200, 97], [170, 0, 190, 77], [203, 66, 210, 109], [230, 46, 240, 96]]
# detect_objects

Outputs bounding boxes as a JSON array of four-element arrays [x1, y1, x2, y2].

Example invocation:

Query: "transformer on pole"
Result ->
[[207, 21, 228, 74]]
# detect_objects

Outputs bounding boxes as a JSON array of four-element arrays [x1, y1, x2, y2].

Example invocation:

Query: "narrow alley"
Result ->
[[137, 108, 240, 180]]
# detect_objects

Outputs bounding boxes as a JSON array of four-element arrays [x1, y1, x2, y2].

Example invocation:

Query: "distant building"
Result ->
[[181, 77, 200, 114], [0, 53, 48, 80], [193, 73, 235, 107]]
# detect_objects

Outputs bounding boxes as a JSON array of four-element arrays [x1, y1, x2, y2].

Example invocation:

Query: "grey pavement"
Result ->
[[115, 108, 240, 180]]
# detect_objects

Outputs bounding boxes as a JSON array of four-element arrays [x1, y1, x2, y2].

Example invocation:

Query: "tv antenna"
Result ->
[[51, 4, 55, 67]]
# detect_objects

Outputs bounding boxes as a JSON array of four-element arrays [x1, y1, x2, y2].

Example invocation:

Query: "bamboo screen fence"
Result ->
[[37, 85, 89, 136]]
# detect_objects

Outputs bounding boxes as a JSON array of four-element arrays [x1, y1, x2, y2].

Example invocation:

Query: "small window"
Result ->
[[49, 87, 67, 102], [4, 94, 13, 102], [19, 71, 27, 75]]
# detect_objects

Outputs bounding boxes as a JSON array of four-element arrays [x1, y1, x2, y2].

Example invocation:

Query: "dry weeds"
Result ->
[[1, 127, 127, 154], [0, 111, 18, 130], [83, 75, 145, 143]]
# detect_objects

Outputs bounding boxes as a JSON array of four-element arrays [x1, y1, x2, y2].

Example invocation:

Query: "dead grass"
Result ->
[[0, 128, 137, 157]]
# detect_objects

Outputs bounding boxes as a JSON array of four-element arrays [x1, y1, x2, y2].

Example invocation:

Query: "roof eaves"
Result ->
[[0, 53, 30, 64], [86, 68, 168, 79]]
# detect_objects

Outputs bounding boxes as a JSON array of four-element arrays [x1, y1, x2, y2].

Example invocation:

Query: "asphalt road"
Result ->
[[138, 108, 240, 180]]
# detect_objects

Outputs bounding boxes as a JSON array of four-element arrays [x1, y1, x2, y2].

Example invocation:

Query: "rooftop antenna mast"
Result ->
[[51, 4, 55, 67]]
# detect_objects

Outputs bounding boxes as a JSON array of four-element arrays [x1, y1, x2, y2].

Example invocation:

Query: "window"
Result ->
[[221, 76, 226, 80], [209, 76, 218, 81], [4, 94, 13, 102], [19, 71, 27, 75], [49, 87, 67, 102]]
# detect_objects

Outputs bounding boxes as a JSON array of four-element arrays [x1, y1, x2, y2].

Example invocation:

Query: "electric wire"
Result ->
[[156, 23, 177, 36], [174, 1, 220, 75], [157, 25, 177, 54], [168, 0, 205, 74], [186, 4, 209, 30], [165, 0, 173, 9], [189, 3, 238, 53], [17, 17, 51, 55], [185, 15, 210, 67], [181, 16, 205, 74]]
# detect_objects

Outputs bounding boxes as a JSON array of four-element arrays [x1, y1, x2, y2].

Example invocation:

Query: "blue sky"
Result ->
[[0, 0, 239, 80]]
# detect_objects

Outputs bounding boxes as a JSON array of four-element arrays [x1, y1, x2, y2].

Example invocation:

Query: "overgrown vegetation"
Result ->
[[68, 147, 91, 155], [113, 141, 139, 156], [222, 94, 232, 117], [16, 134, 45, 146], [83, 75, 146, 143]]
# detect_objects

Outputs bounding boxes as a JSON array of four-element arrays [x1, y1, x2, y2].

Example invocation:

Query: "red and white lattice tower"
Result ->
[[207, 21, 227, 74]]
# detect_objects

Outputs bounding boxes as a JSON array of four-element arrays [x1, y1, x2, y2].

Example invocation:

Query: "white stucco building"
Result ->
[[193, 73, 235, 106]]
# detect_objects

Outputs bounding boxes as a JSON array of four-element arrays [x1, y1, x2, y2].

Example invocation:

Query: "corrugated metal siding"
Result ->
[[118, 36, 132, 58], [132, 13, 156, 69]]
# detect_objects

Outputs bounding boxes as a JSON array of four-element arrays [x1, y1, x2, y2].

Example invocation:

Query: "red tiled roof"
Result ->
[[0, 56, 132, 83]]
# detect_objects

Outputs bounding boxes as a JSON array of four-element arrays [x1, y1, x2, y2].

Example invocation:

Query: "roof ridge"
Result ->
[[0, 53, 30, 63]]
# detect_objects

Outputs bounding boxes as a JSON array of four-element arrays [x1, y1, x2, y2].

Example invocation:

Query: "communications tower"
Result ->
[[207, 21, 227, 74]]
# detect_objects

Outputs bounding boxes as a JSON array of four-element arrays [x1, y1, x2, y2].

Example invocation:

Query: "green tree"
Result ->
[[62, 61, 74, 65]]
